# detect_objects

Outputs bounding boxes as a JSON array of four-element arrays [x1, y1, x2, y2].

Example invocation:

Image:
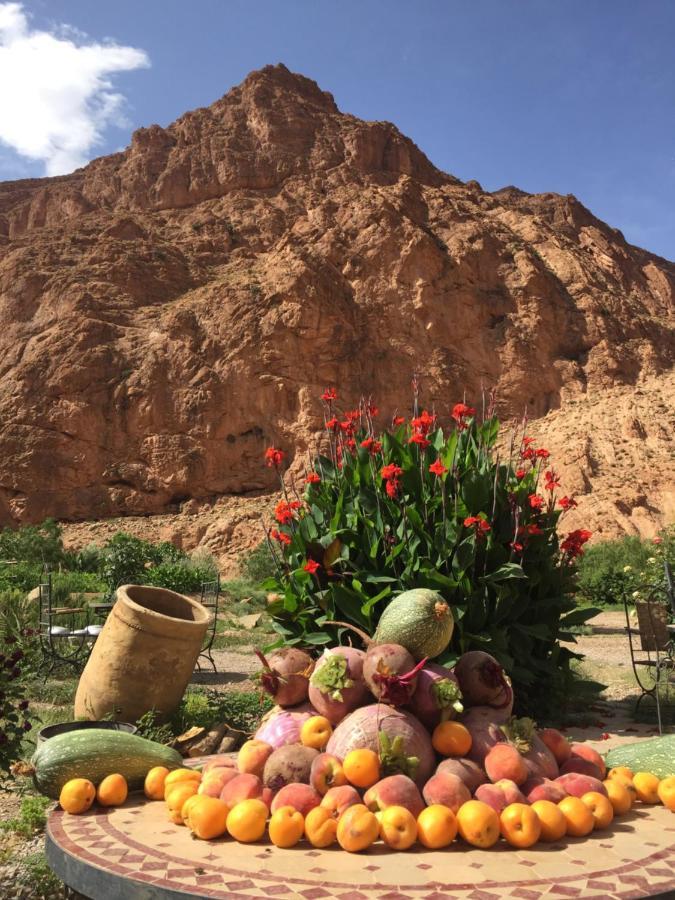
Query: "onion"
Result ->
[[254, 706, 315, 748], [308, 646, 369, 724]]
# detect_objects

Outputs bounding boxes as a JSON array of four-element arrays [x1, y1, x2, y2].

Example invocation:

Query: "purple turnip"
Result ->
[[408, 662, 463, 729], [308, 646, 369, 724], [453, 651, 513, 711], [254, 704, 317, 748], [363, 643, 427, 706], [255, 647, 314, 708]]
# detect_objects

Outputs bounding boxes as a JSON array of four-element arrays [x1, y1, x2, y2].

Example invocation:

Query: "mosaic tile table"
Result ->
[[46, 792, 675, 900]]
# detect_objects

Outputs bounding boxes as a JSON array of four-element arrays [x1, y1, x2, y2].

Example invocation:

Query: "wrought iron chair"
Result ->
[[624, 582, 674, 734], [196, 578, 220, 672], [37, 569, 103, 677]]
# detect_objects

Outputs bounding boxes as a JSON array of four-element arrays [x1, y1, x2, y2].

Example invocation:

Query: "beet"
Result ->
[[308, 646, 368, 724], [453, 651, 513, 711], [459, 705, 511, 766], [255, 648, 314, 707], [262, 743, 319, 792], [408, 661, 463, 729], [363, 643, 426, 706]]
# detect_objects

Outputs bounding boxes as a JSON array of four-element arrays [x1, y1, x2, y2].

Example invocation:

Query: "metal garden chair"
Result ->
[[623, 582, 674, 734], [196, 578, 220, 672], [37, 569, 103, 677]]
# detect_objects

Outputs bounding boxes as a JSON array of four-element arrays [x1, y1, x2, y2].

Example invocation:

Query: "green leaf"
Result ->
[[560, 606, 602, 627], [482, 563, 526, 584]]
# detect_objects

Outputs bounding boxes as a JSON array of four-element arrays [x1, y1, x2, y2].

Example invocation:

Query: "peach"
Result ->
[[436, 757, 487, 794], [363, 774, 425, 818], [320, 785, 362, 817], [237, 740, 274, 778], [336, 803, 379, 852], [202, 755, 237, 776], [569, 744, 606, 779], [379, 805, 418, 850], [219, 773, 265, 807], [493, 779, 527, 806], [473, 783, 509, 813], [422, 771, 471, 813], [270, 783, 322, 816], [417, 804, 458, 849], [559, 756, 603, 781], [484, 744, 528, 785], [310, 753, 347, 795], [522, 776, 568, 804], [198, 766, 239, 798], [305, 805, 339, 847], [538, 728, 572, 765], [555, 772, 607, 798], [269, 805, 305, 848]]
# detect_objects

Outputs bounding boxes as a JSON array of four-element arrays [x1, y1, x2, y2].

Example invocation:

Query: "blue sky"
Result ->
[[1, 0, 673, 260]]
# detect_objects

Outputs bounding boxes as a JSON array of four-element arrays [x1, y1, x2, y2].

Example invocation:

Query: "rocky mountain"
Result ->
[[0, 64, 673, 548]]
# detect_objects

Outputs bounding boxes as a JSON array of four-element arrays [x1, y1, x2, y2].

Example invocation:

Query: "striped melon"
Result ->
[[604, 735, 675, 780], [373, 589, 454, 660]]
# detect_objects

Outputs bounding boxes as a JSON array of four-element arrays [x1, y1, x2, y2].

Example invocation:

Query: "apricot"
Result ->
[[363, 774, 425, 817], [417, 804, 457, 849], [422, 771, 470, 813], [164, 768, 201, 796], [558, 796, 594, 837], [310, 753, 347, 795], [181, 793, 203, 827], [657, 775, 675, 811], [500, 802, 541, 848], [237, 740, 274, 778], [336, 803, 379, 852], [305, 805, 339, 847], [633, 771, 661, 804], [343, 748, 380, 788], [607, 765, 634, 782], [320, 784, 361, 817], [96, 773, 128, 808], [379, 805, 417, 850], [569, 743, 606, 779], [270, 783, 322, 816], [226, 798, 268, 843], [300, 716, 333, 750], [456, 800, 500, 848], [603, 778, 634, 815], [431, 721, 472, 757], [538, 728, 572, 765], [144, 766, 170, 801], [580, 790, 614, 829], [269, 805, 305, 848], [166, 782, 199, 825], [59, 778, 96, 815], [531, 799, 567, 842], [189, 796, 230, 840], [484, 744, 528, 786]]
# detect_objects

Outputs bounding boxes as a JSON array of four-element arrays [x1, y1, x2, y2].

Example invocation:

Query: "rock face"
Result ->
[[0, 64, 673, 538]]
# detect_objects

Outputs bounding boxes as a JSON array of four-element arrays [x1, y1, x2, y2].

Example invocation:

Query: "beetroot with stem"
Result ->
[[453, 651, 513, 711], [308, 646, 368, 724], [408, 661, 463, 729], [254, 647, 314, 708], [363, 643, 427, 706]]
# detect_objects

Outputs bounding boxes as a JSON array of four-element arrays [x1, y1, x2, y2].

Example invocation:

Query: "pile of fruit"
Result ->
[[33, 585, 674, 853]]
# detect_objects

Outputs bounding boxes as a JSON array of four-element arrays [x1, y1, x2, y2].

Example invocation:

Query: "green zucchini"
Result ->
[[31, 728, 183, 798], [604, 735, 675, 780]]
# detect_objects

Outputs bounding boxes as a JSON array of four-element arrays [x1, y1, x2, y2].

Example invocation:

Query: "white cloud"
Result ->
[[0, 3, 149, 175]]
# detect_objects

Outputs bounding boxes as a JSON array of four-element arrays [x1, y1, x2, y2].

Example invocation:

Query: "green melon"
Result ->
[[373, 588, 454, 660]]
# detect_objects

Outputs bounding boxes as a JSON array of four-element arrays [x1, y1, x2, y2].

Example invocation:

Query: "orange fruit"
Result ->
[[164, 768, 201, 796], [456, 800, 500, 848], [165, 782, 199, 825], [431, 721, 472, 757], [379, 805, 417, 850], [531, 800, 567, 842], [304, 806, 338, 848], [300, 716, 333, 751], [633, 772, 660, 804], [343, 749, 380, 789], [558, 796, 594, 837], [188, 796, 230, 840], [657, 775, 675, 811], [500, 803, 541, 848], [96, 773, 128, 808], [144, 766, 170, 801], [226, 799, 268, 843], [336, 803, 379, 852], [417, 804, 458, 849], [181, 794, 203, 827], [580, 791, 614, 830], [603, 779, 633, 815], [59, 778, 96, 815], [607, 766, 634, 782], [269, 805, 305, 848]]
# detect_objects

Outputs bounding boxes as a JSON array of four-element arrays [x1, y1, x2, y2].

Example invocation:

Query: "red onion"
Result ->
[[254, 706, 315, 748]]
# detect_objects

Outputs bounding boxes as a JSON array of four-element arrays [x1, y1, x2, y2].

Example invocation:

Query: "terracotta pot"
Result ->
[[73, 585, 211, 723]]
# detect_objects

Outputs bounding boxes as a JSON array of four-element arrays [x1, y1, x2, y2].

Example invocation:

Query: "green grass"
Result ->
[[0, 795, 51, 838], [14, 851, 64, 899]]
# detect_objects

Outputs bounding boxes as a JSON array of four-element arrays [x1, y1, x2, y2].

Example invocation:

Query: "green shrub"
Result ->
[[0, 794, 50, 837], [0, 519, 65, 566], [264, 391, 598, 715], [101, 532, 152, 594], [101, 532, 218, 595], [240, 541, 277, 584]]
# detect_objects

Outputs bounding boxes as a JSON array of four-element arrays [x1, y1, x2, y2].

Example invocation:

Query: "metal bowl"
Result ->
[[36, 720, 137, 745]]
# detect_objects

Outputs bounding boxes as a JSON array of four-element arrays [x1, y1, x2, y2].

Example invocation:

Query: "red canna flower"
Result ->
[[360, 437, 374, 450], [345, 438, 357, 451], [385, 478, 400, 499], [392, 415, 406, 427], [535, 448, 550, 459], [321, 387, 337, 402], [269, 528, 291, 546], [325, 416, 340, 431], [544, 469, 561, 491], [518, 523, 543, 537], [558, 496, 578, 511], [529, 493, 545, 510], [264, 447, 284, 468], [515, 469, 527, 480], [381, 464, 403, 480], [411, 409, 437, 435], [306, 471, 321, 484], [509, 541, 524, 553], [303, 559, 321, 575], [561, 528, 592, 559], [464, 515, 491, 537], [429, 459, 448, 477], [451, 402, 476, 424], [369, 440, 383, 455], [522, 436, 536, 446], [367, 404, 379, 418], [409, 432, 430, 449], [274, 500, 302, 524], [521, 447, 536, 461]]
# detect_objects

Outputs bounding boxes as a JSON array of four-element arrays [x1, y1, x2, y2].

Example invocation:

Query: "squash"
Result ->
[[30, 729, 183, 799], [374, 589, 454, 660], [604, 735, 675, 780]]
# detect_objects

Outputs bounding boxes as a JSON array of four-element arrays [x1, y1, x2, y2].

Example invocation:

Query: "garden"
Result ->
[[0, 389, 673, 899]]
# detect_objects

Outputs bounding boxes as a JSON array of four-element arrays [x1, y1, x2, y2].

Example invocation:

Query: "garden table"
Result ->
[[45, 755, 675, 900]]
